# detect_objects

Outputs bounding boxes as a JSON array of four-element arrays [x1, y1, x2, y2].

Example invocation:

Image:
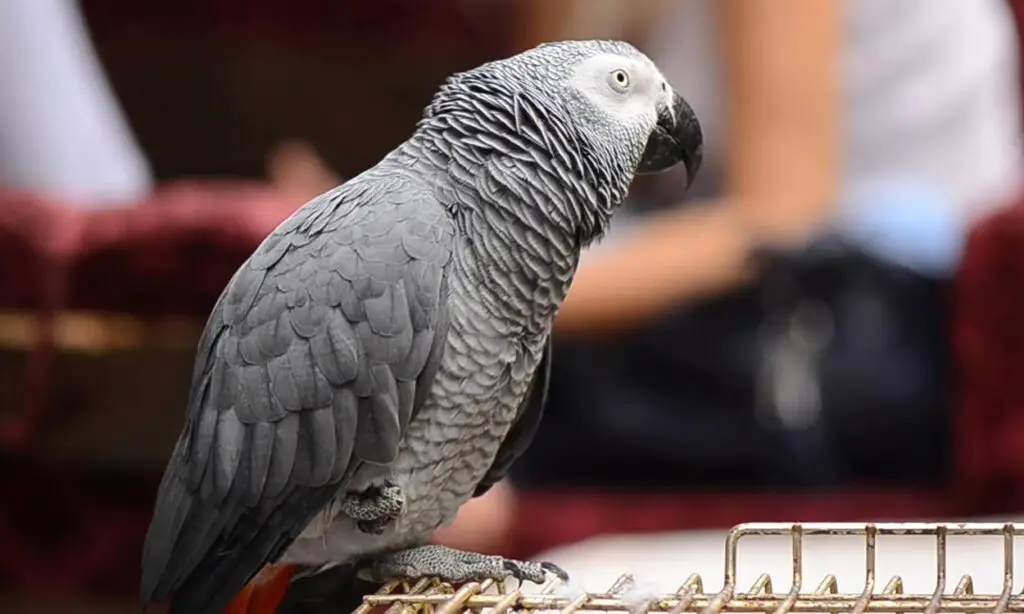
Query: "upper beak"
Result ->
[[635, 91, 703, 188]]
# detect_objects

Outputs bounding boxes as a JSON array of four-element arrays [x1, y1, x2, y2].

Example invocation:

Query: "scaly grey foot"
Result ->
[[341, 480, 406, 535], [358, 544, 569, 585]]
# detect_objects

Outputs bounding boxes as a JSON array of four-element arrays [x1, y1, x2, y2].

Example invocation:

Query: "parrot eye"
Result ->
[[608, 69, 631, 93]]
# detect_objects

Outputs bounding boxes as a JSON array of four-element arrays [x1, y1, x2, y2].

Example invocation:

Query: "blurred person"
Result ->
[[0, 0, 335, 208], [438, 0, 1024, 555], [0, 0, 153, 205], [265, 139, 343, 205]]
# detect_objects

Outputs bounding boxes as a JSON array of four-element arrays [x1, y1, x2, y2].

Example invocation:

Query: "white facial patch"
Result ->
[[568, 53, 672, 129]]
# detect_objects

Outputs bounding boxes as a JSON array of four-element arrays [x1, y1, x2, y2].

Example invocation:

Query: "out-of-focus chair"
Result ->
[[0, 181, 294, 454], [0, 181, 296, 599], [933, 0, 1024, 525], [952, 196, 1024, 515]]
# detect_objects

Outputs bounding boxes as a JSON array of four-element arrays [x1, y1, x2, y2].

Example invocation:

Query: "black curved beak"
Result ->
[[635, 91, 703, 188]]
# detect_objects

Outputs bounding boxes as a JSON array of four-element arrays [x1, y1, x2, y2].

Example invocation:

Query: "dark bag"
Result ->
[[514, 232, 953, 492]]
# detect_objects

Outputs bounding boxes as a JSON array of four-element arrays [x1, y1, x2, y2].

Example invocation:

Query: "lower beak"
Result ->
[[635, 92, 703, 188]]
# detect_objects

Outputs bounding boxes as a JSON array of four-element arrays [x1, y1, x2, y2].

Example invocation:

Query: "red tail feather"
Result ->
[[224, 564, 296, 614]]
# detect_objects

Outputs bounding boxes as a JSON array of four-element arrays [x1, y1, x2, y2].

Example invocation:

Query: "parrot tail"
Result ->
[[225, 564, 296, 614], [224, 562, 378, 614]]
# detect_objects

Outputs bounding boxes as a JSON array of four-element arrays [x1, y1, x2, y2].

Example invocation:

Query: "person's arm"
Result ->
[[553, 0, 840, 335]]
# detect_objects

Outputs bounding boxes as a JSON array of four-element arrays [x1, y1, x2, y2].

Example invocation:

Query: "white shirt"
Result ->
[[0, 0, 152, 206], [645, 0, 1024, 222]]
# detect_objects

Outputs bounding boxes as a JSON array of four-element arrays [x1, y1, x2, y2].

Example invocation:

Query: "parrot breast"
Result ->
[[279, 290, 546, 565]]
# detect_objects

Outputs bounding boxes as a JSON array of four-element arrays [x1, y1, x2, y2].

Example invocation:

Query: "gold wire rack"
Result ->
[[354, 522, 1024, 614]]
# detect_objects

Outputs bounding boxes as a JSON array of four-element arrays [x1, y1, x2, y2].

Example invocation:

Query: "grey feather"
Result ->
[[139, 175, 454, 613], [265, 412, 298, 499], [246, 422, 275, 506], [473, 338, 552, 497], [331, 389, 359, 481], [354, 365, 402, 464]]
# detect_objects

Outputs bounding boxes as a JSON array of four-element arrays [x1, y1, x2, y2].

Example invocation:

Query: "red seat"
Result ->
[[0, 182, 295, 316], [952, 195, 1024, 515]]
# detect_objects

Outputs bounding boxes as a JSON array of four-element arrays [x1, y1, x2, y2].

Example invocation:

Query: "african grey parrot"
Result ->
[[139, 39, 702, 614]]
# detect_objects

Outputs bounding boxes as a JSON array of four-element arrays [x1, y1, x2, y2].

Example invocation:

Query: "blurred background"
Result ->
[[5, 0, 1024, 612]]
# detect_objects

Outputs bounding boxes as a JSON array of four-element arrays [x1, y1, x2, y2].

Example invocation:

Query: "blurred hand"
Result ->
[[432, 479, 518, 554], [266, 139, 341, 205]]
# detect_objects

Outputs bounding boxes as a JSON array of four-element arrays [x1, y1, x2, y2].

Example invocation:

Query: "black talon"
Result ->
[[356, 519, 387, 535], [502, 560, 523, 578], [541, 561, 569, 581]]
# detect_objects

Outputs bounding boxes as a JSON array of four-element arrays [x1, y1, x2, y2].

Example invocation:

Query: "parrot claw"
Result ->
[[355, 518, 391, 535], [341, 480, 406, 535], [541, 561, 570, 582], [502, 559, 568, 585], [358, 545, 571, 587]]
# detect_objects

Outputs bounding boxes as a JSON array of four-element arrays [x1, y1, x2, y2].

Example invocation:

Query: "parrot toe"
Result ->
[[501, 559, 546, 584], [341, 480, 406, 534], [502, 559, 569, 585], [356, 517, 392, 535], [359, 545, 569, 587]]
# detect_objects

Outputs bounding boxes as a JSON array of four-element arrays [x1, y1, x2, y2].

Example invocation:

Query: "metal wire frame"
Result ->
[[353, 522, 1024, 614]]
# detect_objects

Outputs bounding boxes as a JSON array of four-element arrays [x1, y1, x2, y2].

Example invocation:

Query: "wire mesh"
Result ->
[[354, 522, 1024, 613]]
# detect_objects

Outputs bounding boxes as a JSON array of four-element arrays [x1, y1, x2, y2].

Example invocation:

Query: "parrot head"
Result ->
[[419, 40, 703, 245], [544, 39, 703, 185], [425, 39, 703, 191]]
